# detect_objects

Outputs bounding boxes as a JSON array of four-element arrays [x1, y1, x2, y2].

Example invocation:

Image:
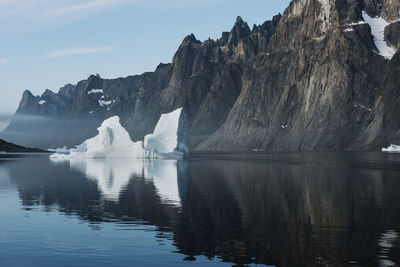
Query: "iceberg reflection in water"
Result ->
[[51, 158, 184, 206]]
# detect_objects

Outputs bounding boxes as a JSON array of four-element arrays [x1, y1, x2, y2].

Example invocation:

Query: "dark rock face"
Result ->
[[0, 139, 43, 152], [1, 0, 399, 151]]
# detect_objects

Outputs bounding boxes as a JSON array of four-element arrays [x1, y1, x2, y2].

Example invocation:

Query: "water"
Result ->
[[1, 152, 400, 266]]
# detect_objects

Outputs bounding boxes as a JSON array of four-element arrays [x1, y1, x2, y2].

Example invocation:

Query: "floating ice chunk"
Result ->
[[382, 144, 400, 153], [48, 146, 69, 154], [87, 89, 104, 94], [38, 100, 46, 105], [362, 11, 396, 60], [50, 108, 187, 159]]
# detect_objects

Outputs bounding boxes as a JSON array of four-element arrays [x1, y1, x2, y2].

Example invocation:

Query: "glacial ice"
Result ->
[[382, 144, 400, 153], [50, 108, 187, 159], [144, 108, 188, 158], [362, 11, 396, 60]]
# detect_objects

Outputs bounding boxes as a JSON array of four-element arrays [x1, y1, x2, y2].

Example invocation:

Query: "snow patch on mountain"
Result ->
[[87, 89, 104, 95], [362, 11, 396, 59], [98, 99, 113, 107]]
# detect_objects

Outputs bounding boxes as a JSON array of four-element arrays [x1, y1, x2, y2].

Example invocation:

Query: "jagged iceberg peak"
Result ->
[[145, 108, 188, 157], [50, 108, 188, 159]]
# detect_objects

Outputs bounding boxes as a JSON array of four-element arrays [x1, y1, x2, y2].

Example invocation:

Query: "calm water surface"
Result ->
[[1, 152, 400, 266]]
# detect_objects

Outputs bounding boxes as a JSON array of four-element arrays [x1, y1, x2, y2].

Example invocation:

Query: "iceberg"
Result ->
[[50, 108, 187, 159], [382, 144, 400, 153], [144, 108, 188, 158]]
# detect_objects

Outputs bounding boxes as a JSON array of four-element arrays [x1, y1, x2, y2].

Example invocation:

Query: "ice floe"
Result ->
[[382, 144, 400, 153], [48, 146, 69, 154]]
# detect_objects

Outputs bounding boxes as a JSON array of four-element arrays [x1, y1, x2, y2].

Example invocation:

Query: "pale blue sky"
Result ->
[[0, 0, 290, 115]]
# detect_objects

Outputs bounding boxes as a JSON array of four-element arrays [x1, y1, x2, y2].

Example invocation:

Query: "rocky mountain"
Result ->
[[1, 0, 399, 151]]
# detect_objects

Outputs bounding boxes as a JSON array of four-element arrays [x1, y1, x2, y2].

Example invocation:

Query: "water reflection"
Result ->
[[51, 158, 184, 206], [2, 152, 400, 266]]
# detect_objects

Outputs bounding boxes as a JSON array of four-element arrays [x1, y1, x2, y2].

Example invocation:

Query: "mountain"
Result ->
[[1, 0, 399, 151], [0, 139, 44, 153]]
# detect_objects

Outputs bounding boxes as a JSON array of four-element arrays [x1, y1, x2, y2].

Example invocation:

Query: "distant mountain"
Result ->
[[0, 139, 44, 153], [2, 0, 400, 151]]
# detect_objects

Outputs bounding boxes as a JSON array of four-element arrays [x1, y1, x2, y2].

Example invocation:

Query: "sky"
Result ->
[[0, 0, 291, 119]]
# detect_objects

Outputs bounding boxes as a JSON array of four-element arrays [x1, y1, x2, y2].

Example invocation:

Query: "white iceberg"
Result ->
[[144, 108, 188, 158], [50, 108, 187, 159], [382, 144, 400, 153]]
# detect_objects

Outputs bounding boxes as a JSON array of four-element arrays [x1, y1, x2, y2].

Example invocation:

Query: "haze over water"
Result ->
[[1, 152, 400, 266]]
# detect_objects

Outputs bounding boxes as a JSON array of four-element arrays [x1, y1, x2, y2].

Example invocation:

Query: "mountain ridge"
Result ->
[[2, 0, 399, 151]]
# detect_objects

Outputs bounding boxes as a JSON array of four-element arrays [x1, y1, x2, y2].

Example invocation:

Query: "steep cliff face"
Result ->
[[200, 0, 396, 150], [1, 0, 399, 151]]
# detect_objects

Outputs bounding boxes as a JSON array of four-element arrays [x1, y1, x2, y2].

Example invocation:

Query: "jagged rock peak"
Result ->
[[182, 33, 200, 44], [235, 16, 245, 25], [228, 16, 251, 45], [22, 89, 34, 99], [41, 89, 55, 98]]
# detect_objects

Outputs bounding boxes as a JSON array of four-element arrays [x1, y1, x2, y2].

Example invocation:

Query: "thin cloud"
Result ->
[[0, 0, 135, 23], [0, 58, 8, 65], [45, 47, 115, 58], [40, 0, 127, 18]]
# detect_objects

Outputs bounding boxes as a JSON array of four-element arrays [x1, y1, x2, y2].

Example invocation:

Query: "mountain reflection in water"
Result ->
[[1, 152, 400, 266]]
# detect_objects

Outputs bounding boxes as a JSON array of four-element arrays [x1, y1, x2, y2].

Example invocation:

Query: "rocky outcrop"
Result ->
[[0, 139, 43, 152], [1, 0, 399, 151]]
